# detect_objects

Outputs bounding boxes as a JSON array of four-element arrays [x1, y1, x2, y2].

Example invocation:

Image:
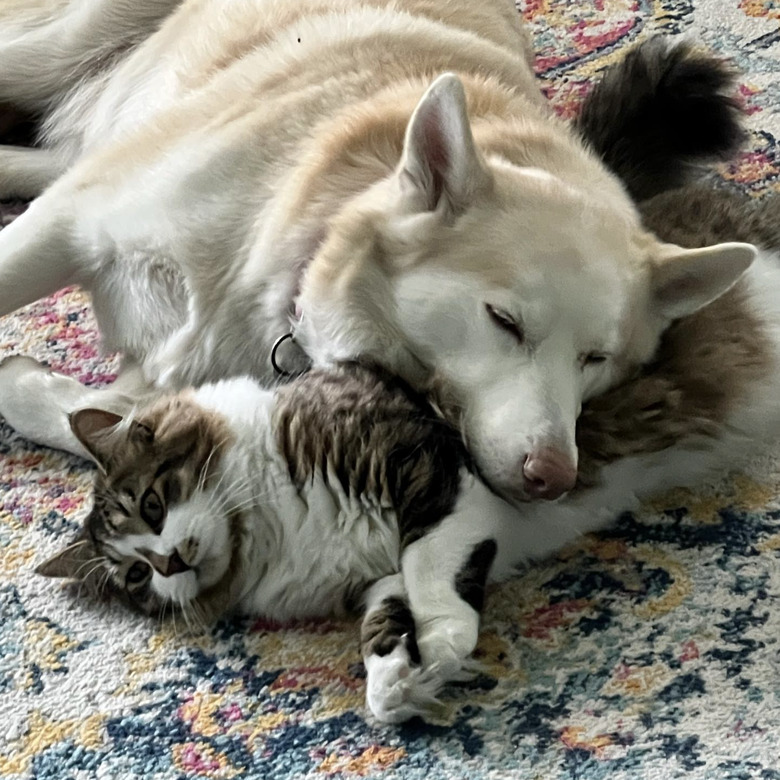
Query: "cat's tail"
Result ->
[[576, 36, 746, 201]]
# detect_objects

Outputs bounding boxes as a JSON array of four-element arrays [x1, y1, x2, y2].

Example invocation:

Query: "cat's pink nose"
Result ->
[[147, 549, 191, 577], [522, 449, 577, 500], [165, 550, 191, 576]]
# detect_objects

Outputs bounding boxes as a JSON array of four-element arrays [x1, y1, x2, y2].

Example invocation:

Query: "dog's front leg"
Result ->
[[397, 474, 509, 691], [0, 191, 86, 317], [402, 534, 489, 685]]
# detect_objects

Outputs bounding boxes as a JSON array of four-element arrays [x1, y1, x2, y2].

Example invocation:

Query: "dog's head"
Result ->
[[297, 74, 755, 502]]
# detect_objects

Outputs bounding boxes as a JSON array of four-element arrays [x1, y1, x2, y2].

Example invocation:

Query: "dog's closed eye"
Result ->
[[486, 304, 524, 344], [580, 352, 609, 367]]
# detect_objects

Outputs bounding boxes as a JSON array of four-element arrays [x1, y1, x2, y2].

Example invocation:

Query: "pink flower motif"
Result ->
[[221, 703, 244, 722], [54, 496, 82, 513], [178, 743, 221, 773], [738, 83, 763, 116], [522, 600, 589, 640], [613, 662, 632, 681], [679, 640, 700, 663]]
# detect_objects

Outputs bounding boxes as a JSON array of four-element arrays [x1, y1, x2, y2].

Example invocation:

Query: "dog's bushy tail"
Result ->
[[575, 36, 746, 201]]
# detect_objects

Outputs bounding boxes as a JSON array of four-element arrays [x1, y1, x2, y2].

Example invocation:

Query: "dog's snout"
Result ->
[[522, 449, 577, 500]]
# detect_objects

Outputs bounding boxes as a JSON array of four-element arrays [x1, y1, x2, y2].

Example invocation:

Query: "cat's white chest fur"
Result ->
[[236, 472, 400, 619], [193, 379, 401, 620]]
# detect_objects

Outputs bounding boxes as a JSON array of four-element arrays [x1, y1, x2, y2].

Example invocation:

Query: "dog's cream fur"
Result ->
[[0, 0, 758, 500]]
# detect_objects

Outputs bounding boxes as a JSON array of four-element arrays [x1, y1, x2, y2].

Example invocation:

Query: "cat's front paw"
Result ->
[[416, 611, 480, 682], [364, 643, 444, 724]]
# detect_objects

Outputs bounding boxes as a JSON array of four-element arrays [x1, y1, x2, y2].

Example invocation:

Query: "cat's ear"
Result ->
[[70, 408, 123, 469], [35, 537, 95, 580], [69, 408, 153, 470]]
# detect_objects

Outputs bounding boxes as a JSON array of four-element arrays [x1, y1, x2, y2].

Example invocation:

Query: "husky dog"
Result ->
[[0, 0, 755, 505]]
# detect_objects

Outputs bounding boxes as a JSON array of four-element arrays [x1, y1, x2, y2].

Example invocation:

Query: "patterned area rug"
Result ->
[[1, 2, 780, 779]]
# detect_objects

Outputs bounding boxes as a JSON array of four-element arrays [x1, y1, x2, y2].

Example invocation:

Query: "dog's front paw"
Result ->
[[0, 353, 49, 380], [0, 355, 51, 419], [364, 643, 444, 724]]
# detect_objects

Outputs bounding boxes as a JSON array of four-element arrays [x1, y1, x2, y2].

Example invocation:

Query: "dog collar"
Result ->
[[270, 331, 304, 377], [270, 305, 312, 378]]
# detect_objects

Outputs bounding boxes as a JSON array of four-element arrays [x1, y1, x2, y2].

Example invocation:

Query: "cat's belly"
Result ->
[[237, 474, 402, 621]]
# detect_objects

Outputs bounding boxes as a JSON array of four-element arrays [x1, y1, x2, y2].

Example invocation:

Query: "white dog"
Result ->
[[0, 0, 761, 509]]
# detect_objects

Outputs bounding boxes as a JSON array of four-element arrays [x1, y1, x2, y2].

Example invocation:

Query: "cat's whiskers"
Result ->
[[178, 603, 189, 634], [170, 599, 184, 641], [76, 564, 101, 599], [223, 493, 266, 514], [189, 600, 209, 634], [168, 600, 177, 633], [181, 599, 206, 636], [179, 461, 259, 543], [74, 554, 108, 579], [219, 472, 279, 512], [196, 437, 230, 493], [181, 474, 263, 546], [158, 595, 170, 630], [214, 474, 257, 505], [97, 567, 113, 601], [74, 557, 109, 598], [201, 442, 242, 498]]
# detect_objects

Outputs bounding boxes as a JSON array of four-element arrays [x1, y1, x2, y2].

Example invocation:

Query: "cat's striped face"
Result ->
[[36, 392, 242, 626]]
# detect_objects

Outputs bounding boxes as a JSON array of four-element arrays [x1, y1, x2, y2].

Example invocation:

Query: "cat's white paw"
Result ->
[[364, 644, 443, 724], [416, 611, 480, 682]]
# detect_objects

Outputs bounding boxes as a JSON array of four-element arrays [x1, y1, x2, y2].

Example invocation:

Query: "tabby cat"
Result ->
[[37, 362, 529, 724]]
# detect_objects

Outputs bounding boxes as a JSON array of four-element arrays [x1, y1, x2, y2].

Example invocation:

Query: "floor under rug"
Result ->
[[1, 2, 779, 778]]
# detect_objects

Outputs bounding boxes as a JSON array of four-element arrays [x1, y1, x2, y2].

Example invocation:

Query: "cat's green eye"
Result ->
[[126, 561, 151, 585], [140, 488, 164, 529]]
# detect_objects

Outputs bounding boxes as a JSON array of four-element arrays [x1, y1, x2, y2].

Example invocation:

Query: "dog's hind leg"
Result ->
[[0, 0, 181, 111], [0, 356, 152, 460], [0, 147, 66, 199]]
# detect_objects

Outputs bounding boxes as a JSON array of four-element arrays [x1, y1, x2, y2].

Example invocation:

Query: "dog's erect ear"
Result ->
[[69, 408, 126, 471], [398, 73, 491, 215], [651, 241, 756, 321], [35, 537, 95, 579]]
